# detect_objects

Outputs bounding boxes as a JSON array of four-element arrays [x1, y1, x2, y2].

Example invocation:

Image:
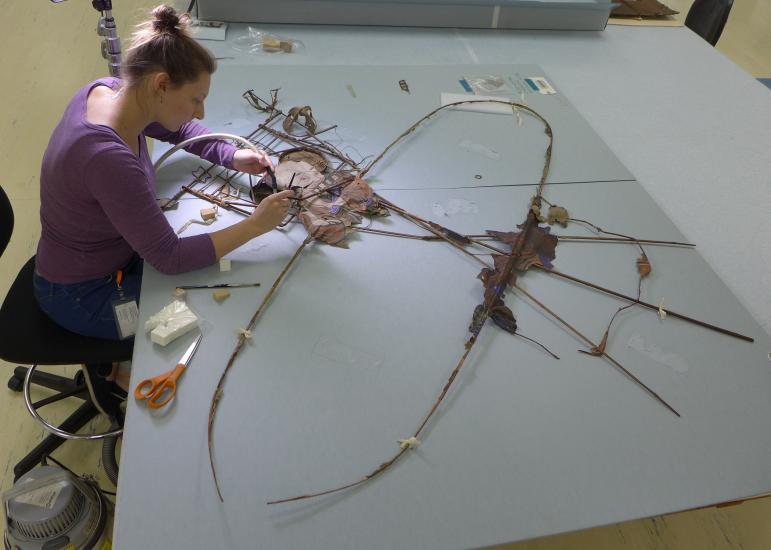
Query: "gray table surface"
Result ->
[[113, 25, 771, 550]]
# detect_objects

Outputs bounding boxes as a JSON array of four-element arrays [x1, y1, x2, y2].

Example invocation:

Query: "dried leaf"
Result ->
[[299, 106, 317, 133], [283, 107, 301, 133], [477, 255, 518, 294], [579, 328, 609, 357], [278, 148, 328, 172], [298, 212, 348, 245], [490, 304, 517, 334], [658, 299, 667, 321], [468, 304, 487, 336], [339, 176, 375, 213], [326, 172, 387, 216], [275, 160, 325, 191], [486, 224, 558, 270], [637, 253, 652, 278], [282, 105, 317, 134], [546, 205, 569, 227]]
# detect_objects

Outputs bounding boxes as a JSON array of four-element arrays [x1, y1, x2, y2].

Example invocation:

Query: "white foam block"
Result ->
[[145, 300, 199, 346]]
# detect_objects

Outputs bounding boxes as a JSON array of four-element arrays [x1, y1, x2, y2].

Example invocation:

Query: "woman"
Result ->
[[34, 5, 291, 342]]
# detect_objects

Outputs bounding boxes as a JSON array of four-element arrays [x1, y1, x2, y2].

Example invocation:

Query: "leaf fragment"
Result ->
[[490, 304, 517, 334], [546, 205, 569, 227], [579, 327, 609, 357], [486, 225, 558, 270], [658, 299, 667, 321], [468, 304, 487, 336], [637, 253, 652, 278], [282, 105, 317, 134]]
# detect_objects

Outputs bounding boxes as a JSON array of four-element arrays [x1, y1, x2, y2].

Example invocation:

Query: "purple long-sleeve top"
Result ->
[[36, 77, 237, 283]]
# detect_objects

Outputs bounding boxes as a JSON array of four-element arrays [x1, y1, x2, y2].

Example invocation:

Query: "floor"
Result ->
[[1, 0, 769, 547]]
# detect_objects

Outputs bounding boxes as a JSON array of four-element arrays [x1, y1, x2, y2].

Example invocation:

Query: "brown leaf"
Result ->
[[490, 304, 517, 334], [299, 106, 317, 133], [468, 304, 487, 336], [339, 176, 375, 213], [282, 105, 316, 134], [278, 148, 328, 173], [299, 211, 348, 245], [275, 160, 325, 191], [477, 255, 518, 291], [579, 328, 609, 357], [476, 256, 518, 329], [283, 107, 301, 133], [546, 205, 569, 227], [486, 224, 558, 270], [637, 253, 651, 278]]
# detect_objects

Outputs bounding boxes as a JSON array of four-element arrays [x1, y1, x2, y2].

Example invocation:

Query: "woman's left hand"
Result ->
[[232, 148, 273, 175]]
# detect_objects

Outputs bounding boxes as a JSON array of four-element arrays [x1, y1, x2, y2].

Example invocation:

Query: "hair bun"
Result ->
[[151, 5, 181, 34]]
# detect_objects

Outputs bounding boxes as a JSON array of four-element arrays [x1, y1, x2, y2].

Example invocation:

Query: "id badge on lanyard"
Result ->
[[111, 269, 139, 340]]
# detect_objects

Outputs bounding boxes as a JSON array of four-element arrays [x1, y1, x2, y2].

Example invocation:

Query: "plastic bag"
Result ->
[[463, 75, 513, 95], [232, 27, 304, 55]]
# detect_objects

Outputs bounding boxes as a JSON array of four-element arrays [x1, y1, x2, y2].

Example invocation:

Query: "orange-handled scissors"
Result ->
[[134, 333, 202, 409]]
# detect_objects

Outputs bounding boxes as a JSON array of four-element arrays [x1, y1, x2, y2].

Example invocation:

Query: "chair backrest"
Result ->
[[685, 0, 734, 47], [0, 185, 13, 257]]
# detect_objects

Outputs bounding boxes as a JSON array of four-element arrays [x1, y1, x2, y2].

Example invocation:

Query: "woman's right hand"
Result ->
[[249, 190, 294, 234]]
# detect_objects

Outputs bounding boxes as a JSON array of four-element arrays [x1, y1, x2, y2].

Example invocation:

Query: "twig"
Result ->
[[554, 235, 695, 247], [512, 284, 680, 417], [533, 266, 754, 343], [209, 237, 313, 501], [269, 338, 479, 505]]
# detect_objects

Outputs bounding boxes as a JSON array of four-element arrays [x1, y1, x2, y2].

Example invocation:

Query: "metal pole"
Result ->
[[94, 1, 122, 76]]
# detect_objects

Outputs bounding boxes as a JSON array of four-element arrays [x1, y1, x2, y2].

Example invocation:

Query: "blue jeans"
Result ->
[[33, 254, 143, 340]]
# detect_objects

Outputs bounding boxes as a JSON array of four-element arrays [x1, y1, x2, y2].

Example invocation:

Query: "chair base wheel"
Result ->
[[7, 375, 23, 392]]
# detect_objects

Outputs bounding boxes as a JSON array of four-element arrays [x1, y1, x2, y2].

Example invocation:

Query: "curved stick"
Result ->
[[209, 237, 312, 501], [269, 101, 554, 505]]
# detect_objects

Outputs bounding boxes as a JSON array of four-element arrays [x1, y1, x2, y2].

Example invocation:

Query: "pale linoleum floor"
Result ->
[[1, 1, 769, 547]]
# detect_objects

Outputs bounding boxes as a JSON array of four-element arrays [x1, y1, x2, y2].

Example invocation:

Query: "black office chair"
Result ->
[[0, 185, 133, 482], [685, 0, 734, 47]]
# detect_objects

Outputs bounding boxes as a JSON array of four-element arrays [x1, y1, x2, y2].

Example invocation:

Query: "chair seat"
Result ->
[[0, 257, 134, 365]]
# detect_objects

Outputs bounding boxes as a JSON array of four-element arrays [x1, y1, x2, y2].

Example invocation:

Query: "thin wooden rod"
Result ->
[[513, 284, 680, 417], [533, 266, 754, 343]]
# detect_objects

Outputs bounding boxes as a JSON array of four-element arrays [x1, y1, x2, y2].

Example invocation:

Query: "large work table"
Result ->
[[113, 22, 771, 549]]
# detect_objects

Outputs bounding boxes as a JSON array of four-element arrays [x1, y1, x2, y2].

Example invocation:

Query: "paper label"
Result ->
[[14, 480, 67, 509], [113, 299, 139, 339], [524, 77, 556, 95]]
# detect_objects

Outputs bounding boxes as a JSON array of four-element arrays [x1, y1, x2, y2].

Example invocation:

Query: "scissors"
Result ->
[[134, 333, 202, 409]]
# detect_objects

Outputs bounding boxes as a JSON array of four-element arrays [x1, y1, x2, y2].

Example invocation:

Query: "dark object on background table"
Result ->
[[685, 0, 734, 46], [612, 0, 678, 17]]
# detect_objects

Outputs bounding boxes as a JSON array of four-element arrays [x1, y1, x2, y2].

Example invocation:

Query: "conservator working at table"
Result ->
[[33, 4, 292, 342]]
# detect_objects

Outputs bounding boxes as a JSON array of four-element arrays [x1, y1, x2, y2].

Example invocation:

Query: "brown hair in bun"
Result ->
[[122, 4, 215, 88]]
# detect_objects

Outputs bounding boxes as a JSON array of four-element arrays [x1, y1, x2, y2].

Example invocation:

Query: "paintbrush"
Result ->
[[176, 283, 261, 290]]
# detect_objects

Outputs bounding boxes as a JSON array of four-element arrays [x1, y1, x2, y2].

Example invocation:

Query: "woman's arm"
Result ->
[[208, 191, 293, 259], [86, 145, 292, 273], [86, 145, 216, 274], [145, 120, 238, 168]]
